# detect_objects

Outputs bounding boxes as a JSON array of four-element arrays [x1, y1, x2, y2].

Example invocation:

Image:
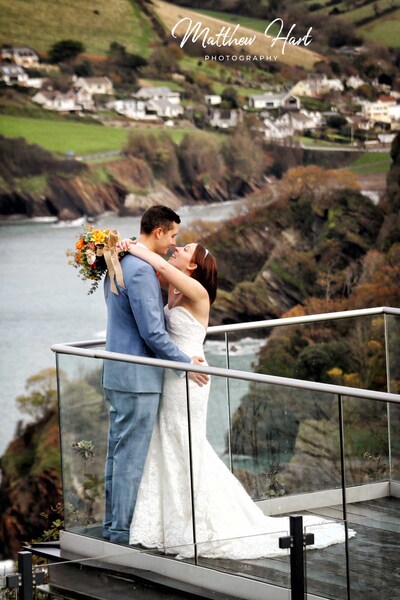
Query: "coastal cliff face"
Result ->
[[0, 144, 183, 221], [206, 165, 386, 325], [0, 135, 233, 222], [0, 409, 62, 559]]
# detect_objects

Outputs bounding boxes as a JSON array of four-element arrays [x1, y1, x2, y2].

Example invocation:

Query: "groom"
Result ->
[[102, 205, 208, 544]]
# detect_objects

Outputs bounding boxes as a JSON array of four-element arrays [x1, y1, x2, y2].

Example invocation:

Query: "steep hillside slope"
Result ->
[[153, 0, 324, 68], [0, 0, 157, 56]]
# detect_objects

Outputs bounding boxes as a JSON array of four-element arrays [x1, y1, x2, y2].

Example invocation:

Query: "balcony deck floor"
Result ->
[[196, 496, 400, 600], [70, 496, 400, 600]]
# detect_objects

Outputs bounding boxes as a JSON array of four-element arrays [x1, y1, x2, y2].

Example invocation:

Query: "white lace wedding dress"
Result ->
[[130, 305, 355, 559]]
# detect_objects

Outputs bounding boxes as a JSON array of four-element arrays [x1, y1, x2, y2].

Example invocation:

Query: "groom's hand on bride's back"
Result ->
[[189, 357, 209, 387]]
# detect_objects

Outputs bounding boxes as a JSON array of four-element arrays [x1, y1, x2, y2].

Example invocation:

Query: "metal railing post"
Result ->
[[18, 551, 33, 600], [279, 515, 314, 600]]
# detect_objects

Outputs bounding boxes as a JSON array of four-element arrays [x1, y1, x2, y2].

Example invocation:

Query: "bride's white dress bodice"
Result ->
[[130, 306, 354, 558]]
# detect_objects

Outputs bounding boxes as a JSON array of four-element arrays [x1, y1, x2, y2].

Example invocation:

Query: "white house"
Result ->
[[74, 86, 94, 111], [0, 64, 28, 85], [112, 98, 158, 120], [1, 46, 39, 67], [135, 86, 181, 105], [208, 108, 241, 129], [263, 117, 293, 140], [277, 110, 324, 132], [362, 96, 397, 124], [146, 98, 184, 118], [291, 75, 344, 98], [32, 90, 79, 112], [74, 76, 114, 96], [248, 91, 300, 110], [205, 94, 221, 106], [346, 76, 366, 90]]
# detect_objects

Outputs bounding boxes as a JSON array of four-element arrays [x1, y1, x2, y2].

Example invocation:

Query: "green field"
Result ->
[[341, 0, 398, 22], [347, 152, 391, 174], [360, 9, 400, 46], [0, 0, 156, 56], [0, 115, 198, 156]]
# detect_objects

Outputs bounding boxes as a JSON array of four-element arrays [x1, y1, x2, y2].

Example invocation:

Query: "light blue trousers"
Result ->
[[103, 388, 160, 543]]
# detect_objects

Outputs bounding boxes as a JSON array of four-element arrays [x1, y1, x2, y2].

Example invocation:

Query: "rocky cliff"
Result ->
[[0, 134, 184, 221], [0, 409, 62, 559]]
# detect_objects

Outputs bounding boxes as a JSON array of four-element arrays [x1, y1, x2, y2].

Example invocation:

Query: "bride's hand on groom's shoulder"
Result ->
[[117, 238, 137, 252], [189, 357, 209, 387]]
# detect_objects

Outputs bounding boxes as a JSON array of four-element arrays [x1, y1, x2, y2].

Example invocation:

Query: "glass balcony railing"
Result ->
[[51, 306, 400, 600]]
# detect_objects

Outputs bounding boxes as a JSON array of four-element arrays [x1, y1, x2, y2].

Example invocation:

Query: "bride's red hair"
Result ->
[[191, 244, 217, 305]]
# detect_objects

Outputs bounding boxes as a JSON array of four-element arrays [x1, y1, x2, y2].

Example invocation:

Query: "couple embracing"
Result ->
[[102, 205, 353, 559]]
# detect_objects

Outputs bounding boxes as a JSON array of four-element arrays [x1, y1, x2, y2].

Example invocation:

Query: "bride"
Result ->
[[118, 239, 354, 560]]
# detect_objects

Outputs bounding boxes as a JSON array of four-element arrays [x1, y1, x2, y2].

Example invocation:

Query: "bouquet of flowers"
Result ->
[[67, 225, 131, 295]]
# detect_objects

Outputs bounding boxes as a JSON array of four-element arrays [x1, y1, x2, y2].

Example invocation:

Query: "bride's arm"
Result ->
[[119, 241, 208, 302]]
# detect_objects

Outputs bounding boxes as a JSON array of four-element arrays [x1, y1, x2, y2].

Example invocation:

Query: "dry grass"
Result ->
[[153, 0, 324, 69]]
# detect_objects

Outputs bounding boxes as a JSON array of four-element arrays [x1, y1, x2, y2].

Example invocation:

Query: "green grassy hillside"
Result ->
[[360, 8, 400, 46], [308, 0, 400, 45], [0, 0, 156, 56], [0, 115, 197, 155]]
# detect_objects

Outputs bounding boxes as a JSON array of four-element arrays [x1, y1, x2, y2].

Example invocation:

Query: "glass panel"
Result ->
[[228, 316, 387, 393], [385, 314, 400, 480], [342, 395, 389, 486], [204, 333, 231, 467], [197, 530, 290, 593], [304, 518, 349, 600], [57, 354, 195, 556], [216, 373, 338, 500], [57, 354, 107, 536]]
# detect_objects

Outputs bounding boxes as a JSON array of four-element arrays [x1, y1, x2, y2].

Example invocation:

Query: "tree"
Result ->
[[48, 39, 85, 63], [178, 132, 225, 197], [124, 130, 181, 189], [16, 368, 57, 420], [221, 87, 239, 109], [222, 129, 265, 193]]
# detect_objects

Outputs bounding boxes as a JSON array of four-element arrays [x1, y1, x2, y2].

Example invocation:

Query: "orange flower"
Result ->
[[75, 238, 85, 250]]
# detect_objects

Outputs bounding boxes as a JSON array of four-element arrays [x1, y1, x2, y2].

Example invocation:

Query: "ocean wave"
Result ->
[[204, 336, 266, 356]]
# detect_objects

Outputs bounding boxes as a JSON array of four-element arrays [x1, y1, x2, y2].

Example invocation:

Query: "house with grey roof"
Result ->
[[248, 91, 300, 111], [32, 89, 79, 112], [135, 86, 181, 105], [0, 64, 28, 85], [208, 108, 241, 129], [1, 46, 39, 67]]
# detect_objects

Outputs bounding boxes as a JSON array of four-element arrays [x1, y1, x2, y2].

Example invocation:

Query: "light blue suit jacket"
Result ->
[[103, 254, 190, 393]]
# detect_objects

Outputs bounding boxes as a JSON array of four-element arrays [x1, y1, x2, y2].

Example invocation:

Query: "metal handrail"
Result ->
[[51, 341, 400, 406], [54, 307, 400, 349], [207, 306, 400, 335]]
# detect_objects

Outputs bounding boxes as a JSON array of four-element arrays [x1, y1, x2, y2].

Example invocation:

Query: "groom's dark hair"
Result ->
[[140, 205, 181, 234]]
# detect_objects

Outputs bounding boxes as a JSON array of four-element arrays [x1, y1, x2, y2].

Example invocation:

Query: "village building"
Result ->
[[111, 98, 158, 121], [0, 64, 28, 85], [248, 91, 300, 111], [32, 89, 79, 112], [291, 75, 344, 98], [74, 76, 114, 97], [205, 94, 222, 106], [135, 86, 181, 105], [208, 108, 241, 129], [263, 110, 324, 140], [362, 95, 398, 124], [0, 46, 39, 68]]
